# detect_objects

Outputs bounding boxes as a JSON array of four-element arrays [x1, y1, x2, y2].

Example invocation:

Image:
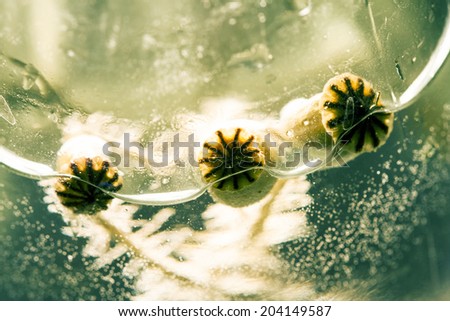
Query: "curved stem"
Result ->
[[249, 179, 287, 240]]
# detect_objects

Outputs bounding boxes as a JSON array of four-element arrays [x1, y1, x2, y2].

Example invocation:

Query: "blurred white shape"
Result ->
[[55, 134, 111, 170]]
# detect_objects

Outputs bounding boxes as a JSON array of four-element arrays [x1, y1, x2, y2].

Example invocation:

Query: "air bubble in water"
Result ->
[[258, 12, 266, 24]]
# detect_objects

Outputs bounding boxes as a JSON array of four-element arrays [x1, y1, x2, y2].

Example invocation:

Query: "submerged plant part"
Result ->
[[278, 73, 395, 168], [55, 156, 123, 211], [199, 126, 277, 207], [320, 73, 394, 159], [54, 135, 123, 212], [278, 94, 333, 162]]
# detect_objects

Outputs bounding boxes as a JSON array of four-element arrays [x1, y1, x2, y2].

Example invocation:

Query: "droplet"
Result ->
[[181, 49, 189, 58], [258, 12, 266, 23], [47, 113, 59, 124], [227, 1, 242, 11]]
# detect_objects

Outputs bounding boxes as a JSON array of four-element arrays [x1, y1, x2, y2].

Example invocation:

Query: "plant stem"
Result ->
[[249, 179, 287, 240]]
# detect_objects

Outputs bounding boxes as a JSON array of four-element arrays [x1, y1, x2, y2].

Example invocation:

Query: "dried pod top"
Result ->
[[320, 73, 394, 154], [55, 156, 123, 212], [198, 127, 266, 191]]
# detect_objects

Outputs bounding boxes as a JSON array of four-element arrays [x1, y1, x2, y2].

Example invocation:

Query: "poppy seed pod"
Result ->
[[320, 73, 394, 159], [198, 126, 277, 207], [278, 73, 394, 168], [55, 135, 123, 212]]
